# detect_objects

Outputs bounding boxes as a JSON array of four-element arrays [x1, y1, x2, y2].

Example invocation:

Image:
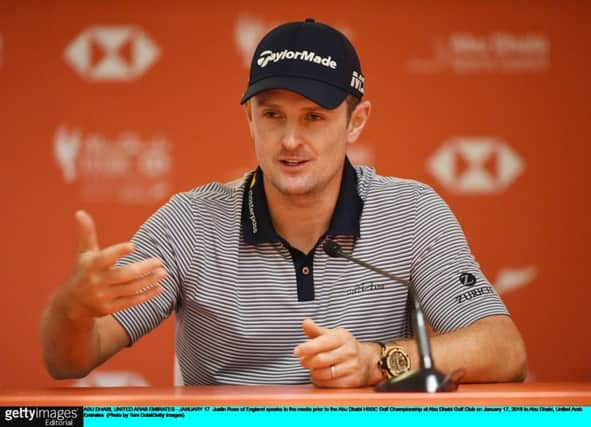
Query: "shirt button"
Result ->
[[302, 266, 310, 275]]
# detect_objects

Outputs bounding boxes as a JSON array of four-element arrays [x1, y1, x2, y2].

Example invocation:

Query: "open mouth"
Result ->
[[280, 159, 308, 167]]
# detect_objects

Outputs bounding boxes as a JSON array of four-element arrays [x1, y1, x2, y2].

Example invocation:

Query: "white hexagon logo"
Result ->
[[64, 26, 160, 81], [427, 137, 524, 194]]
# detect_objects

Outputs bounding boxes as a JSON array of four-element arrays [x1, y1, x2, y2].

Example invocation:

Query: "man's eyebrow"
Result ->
[[255, 98, 277, 107], [254, 94, 268, 104]]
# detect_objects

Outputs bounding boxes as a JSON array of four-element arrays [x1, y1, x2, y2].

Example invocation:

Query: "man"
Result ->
[[41, 19, 527, 387]]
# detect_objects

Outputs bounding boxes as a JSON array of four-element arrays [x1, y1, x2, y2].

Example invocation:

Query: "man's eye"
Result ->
[[263, 111, 280, 119], [307, 113, 323, 121]]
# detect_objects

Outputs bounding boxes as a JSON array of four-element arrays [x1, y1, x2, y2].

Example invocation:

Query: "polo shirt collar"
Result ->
[[241, 157, 363, 244]]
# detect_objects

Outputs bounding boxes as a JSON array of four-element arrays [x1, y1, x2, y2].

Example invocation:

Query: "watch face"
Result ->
[[379, 345, 411, 379], [387, 348, 410, 377]]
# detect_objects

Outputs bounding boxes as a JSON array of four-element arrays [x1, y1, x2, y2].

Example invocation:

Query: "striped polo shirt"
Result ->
[[113, 158, 508, 385]]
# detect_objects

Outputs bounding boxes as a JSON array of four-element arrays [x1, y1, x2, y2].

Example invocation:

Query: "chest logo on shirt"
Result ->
[[346, 282, 385, 297], [459, 272, 477, 287]]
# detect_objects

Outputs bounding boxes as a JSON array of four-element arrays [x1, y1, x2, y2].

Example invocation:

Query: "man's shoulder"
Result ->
[[173, 173, 249, 204], [355, 165, 432, 199], [154, 173, 248, 221]]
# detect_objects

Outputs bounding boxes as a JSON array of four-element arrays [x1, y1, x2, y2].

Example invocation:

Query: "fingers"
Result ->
[[310, 357, 360, 383], [295, 320, 370, 388], [294, 319, 342, 358], [302, 318, 330, 339], [75, 210, 134, 270], [299, 345, 350, 370], [73, 265, 166, 317], [307, 349, 370, 388], [78, 257, 166, 311], [67, 210, 169, 319], [108, 282, 164, 314], [102, 257, 163, 284], [79, 242, 135, 271], [295, 320, 354, 370], [108, 267, 167, 299], [75, 210, 99, 253]]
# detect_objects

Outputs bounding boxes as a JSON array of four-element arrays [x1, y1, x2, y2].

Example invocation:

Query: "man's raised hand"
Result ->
[[59, 210, 166, 320]]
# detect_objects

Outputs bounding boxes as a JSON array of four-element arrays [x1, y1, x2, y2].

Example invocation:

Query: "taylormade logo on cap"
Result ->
[[257, 49, 338, 69]]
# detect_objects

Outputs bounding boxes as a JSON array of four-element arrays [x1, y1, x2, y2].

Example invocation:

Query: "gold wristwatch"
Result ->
[[377, 342, 411, 379]]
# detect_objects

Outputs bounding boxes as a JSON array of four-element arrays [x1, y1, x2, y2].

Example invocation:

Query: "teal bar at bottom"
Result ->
[[82, 405, 590, 427]]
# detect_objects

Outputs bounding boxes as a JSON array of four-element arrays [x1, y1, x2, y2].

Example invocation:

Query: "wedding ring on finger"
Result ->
[[330, 364, 336, 380]]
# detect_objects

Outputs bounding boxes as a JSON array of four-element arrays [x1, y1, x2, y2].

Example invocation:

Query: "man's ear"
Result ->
[[346, 100, 371, 144], [244, 100, 254, 139]]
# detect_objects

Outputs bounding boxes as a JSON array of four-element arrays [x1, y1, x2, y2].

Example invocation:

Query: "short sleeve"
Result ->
[[112, 193, 194, 345], [410, 185, 508, 333]]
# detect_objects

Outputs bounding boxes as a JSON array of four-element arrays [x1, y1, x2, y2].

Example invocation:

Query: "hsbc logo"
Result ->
[[428, 137, 524, 194], [64, 26, 160, 81]]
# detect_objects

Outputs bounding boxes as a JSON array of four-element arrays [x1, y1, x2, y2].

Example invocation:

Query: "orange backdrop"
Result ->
[[1, 0, 589, 387]]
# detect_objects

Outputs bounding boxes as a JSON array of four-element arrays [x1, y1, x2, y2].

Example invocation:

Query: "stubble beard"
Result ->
[[269, 173, 322, 197]]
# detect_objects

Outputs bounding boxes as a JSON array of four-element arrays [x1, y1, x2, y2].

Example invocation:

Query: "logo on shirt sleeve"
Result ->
[[459, 272, 477, 286], [455, 286, 495, 304]]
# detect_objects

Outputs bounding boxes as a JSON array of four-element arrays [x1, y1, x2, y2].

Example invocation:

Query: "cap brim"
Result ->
[[240, 76, 348, 110]]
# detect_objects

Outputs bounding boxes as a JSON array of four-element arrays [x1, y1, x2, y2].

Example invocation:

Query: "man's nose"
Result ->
[[281, 121, 303, 150]]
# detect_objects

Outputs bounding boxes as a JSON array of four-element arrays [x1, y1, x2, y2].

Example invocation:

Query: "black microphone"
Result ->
[[323, 239, 461, 392]]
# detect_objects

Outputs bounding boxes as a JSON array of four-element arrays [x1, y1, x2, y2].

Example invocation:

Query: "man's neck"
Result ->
[[264, 178, 341, 255]]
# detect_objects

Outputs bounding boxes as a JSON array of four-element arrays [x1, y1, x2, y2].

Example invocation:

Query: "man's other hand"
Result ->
[[294, 318, 383, 388]]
